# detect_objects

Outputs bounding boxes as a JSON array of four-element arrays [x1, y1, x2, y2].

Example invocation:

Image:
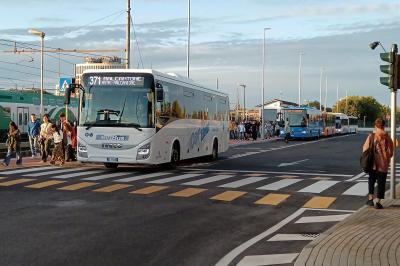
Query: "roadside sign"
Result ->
[[59, 78, 73, 92]]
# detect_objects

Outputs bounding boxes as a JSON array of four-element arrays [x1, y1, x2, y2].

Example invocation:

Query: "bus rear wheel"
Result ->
[[209, 139, 218, 161], [104, 163, 118, 169], [170, 142, 180, 168]]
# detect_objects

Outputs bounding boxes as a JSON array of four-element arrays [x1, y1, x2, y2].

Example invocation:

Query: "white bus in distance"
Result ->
[[66, 69, 230, 168], [333, 113, 358, 134]]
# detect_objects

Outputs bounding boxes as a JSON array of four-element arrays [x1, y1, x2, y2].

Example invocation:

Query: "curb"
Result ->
[[229, 137, 278, 147]]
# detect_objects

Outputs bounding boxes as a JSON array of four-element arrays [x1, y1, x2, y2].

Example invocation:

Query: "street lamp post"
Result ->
[[239, 84, 246, 121], [262, 27, 271, 138], [298, 52, 304, 107], [28, 29, 45, 118], [319, 67, 323, 111]]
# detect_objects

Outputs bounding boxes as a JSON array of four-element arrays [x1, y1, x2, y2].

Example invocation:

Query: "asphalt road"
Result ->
[[0, 133, 386, 266]]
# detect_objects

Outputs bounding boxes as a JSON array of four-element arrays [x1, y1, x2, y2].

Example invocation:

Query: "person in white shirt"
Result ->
[[49, 124, 64, 166], [238, 122, 245, 140], [39, 114, 53, 162]]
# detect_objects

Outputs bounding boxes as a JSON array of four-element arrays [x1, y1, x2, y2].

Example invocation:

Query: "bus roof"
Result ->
[[81, 69, 228, 97]]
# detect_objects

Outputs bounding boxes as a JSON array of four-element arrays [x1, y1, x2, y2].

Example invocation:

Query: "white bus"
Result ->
[[333, 113, 358, 134], [66, 69, 230, 168]]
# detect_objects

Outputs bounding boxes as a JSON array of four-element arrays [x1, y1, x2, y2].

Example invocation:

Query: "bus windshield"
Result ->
[[286, 111, 307, 127], [80, 86, 153, 128]]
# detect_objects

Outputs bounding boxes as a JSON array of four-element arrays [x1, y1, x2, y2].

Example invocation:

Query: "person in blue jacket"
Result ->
[[27, 113, 41, 157]]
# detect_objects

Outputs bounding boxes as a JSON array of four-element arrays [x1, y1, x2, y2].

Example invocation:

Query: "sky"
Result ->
[[0, 0, 399, 109]]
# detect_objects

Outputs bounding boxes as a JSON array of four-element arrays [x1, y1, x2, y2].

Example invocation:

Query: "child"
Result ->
[[49, 124, 64, 166]]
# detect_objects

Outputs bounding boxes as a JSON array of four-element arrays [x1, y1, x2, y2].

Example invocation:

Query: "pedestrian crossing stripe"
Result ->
[[130, 185, 169, 195], [303, 196, 336, 209], [93, 184, 132, 193], [210, 191, 247, 202], [311, 176, 332, 180], [244, 173, 266, 177], [0, 178, 35, 186], [25, 180, 66, 189], [276, 175, 299, 179], [57, 182, 98, 191], [169, 188, 206, 197], [255, 193, 290, 205]]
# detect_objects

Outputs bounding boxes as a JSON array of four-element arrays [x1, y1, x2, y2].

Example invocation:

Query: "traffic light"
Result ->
[[380, 44, 398, 90]]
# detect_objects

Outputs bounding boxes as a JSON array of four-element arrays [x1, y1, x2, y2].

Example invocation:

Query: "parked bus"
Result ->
[[322, 112, 336, 137], [0, 90, 78, 142], [280, 107, 323, 139], [65, 69, 230, 168], [348, 115, 359, 134]]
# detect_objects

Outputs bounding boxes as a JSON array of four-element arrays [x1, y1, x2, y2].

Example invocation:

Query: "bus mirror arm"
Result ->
[[65, 83, 86, 107], [156, 83, 164, 102]]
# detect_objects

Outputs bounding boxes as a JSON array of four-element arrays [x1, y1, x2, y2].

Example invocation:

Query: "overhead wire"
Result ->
[[0, 66, 58, 79], [0, 59, 72, 76], [130, 16, 144, 69]]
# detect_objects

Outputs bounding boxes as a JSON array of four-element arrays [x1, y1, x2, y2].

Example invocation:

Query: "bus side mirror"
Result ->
[[156, 82, 164, 102], [81, 91, 86, 108], [64, 84, 76, 105]]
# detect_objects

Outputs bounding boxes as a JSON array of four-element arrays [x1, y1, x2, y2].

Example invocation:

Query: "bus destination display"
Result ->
[[85, 75, 145, 87]]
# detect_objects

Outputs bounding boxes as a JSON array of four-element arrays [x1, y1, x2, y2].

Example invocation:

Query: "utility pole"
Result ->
[[298, 52, 304, 107], [336, 82, 339, 113], [325, 76, 328, 112], [319, 67, 323, 111], [125, 0, 131, 69], [345, 90, 348, 115], [262, 27, 271, 138], [187, 0, 191, 78]]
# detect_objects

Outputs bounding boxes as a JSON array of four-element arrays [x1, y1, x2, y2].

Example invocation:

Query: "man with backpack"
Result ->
[[362, 118, 394, 209]]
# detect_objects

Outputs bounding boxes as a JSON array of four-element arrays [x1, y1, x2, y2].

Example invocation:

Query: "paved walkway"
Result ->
[[295, 187, 400, 266]]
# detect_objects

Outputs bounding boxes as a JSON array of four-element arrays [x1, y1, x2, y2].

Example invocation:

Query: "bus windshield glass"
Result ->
[[80, 73, 154, 128], [286, 110, 307, 127]]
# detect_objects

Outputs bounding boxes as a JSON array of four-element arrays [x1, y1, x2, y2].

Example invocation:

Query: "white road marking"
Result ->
[[52, 170, 105, 179], [346, 172, 366, 182], [267, 234, 317, 241], [181, 168, 352, 177], [147, 173, 203, 184], [298, 180, 339, 193], [342, 182, 368, 196], [183, 175, 233, 186], [25, 168, 87, 177], [295, 214, 350, 223], [257, 179, 303, 191], [218, 177, 267, 188], [82, 172, 133, 181], [0, 166, 55, 175], [114, 172, 171, 183], [278, 159, 309, 167], [215, 208, 354, 266], [237, 253, 299, 266]]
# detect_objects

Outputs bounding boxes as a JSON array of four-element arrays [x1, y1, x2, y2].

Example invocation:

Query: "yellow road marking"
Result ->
[[58, 182, 98, 191], [25, 180, 66, 189], [303, 196, 336, 209], [210, 191, 247, 202], [311, 176, 332, 180], [245, 173, 265, 177], [0, 177, 7, 180], [93, 184, 132, 193], [0, 178, 35, 186], [169, 188, 207, 197], [276, 175, 299, 179], [130, 186, 169, 195], [255, 193, 290, 205]]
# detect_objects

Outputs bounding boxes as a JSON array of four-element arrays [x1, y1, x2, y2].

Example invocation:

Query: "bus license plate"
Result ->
[[107, 157, 118, 162]]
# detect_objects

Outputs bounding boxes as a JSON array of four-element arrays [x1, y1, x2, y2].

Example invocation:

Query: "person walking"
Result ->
[[59, 113, 70, 162], [27, 113, 41, 157], [238, 122, 245, 141], [2, 121, 22, 166], [363, 118, 394, 209], [284, 118, 290, 143], [40, 114, 53, 163], [49, 124, 64, 166]]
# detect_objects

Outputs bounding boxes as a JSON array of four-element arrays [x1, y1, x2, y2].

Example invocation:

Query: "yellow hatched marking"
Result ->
[[169, 188, 206, 198], [303, 196, 336, 209], [93, 184, 132, 193], [245, 173, 265, 177], [0, 177, 7, 180], [130, 185, 169, 195], [26, 180, 66, 189], [255, 193, 290, 205], [311, 176, 332, 180], [276, 175, 299, 179], [58, 182, 98, 191], [210, 191, 247, 202], [0, 178, 35, 186]]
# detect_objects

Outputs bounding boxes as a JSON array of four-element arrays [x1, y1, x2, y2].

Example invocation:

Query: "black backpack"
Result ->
[[360, 133, 375, 173]]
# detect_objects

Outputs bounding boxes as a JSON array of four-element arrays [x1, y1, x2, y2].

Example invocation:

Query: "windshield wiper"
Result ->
[[116, 122, 143, 131], [84, 121, 100, 130]]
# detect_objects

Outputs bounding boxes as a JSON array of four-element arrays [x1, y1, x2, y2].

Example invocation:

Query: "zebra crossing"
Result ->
[[0, 166, 371, 207]]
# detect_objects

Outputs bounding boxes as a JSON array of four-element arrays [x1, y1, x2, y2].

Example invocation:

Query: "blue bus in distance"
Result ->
[[280, 107, 323, 139]]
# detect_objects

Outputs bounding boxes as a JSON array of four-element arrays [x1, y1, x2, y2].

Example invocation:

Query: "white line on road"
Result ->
[[295, 214, 350, 224], [237, 253, 299, 266], [257, 179, 303, 191], [267, 234, 317, 242], [114, 172, 172, 183], [25, 168, 88, 177], [183, 175, 233, 186], [218, 177, 267, 188], [298, 180, 339, 193], [346, 172, 366, 182], [342, 182, 368, 196], [147, 173, 203, 184], [0, 166, 55, 175], [52, 170, 105, 179], [82, 172, 133, 181], [278, 159, 309, 167]]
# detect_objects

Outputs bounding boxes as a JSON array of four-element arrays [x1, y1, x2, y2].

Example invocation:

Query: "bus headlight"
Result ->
[[137, 143, 151, 160], [78, 142, 87, 152], [302, 130, 307, 134]]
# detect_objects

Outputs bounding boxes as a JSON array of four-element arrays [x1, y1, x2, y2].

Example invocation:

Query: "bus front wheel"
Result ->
[[170, 142, 180, 168], [104, 163, 118, 169]]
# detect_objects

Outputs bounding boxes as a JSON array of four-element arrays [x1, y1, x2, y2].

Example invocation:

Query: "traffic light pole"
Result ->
[[390, 88, 396, 199]]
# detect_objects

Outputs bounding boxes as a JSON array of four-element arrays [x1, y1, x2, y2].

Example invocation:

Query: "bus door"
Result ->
[[17, 107, 29, 133]]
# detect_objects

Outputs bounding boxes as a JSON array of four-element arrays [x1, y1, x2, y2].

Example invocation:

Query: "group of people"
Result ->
[[2, 113, 77, 167], [229, 120, 261, 141]]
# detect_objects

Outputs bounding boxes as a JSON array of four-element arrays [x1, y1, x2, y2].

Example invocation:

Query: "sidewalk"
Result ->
[[0, 156, 82, 169], [229, 137, 279, 147], [295, 186, 400, 266]]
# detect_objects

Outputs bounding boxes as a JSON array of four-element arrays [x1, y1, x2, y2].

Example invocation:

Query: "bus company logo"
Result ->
[[188, 124, 209, 150], [96, 135, 129, 141]]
